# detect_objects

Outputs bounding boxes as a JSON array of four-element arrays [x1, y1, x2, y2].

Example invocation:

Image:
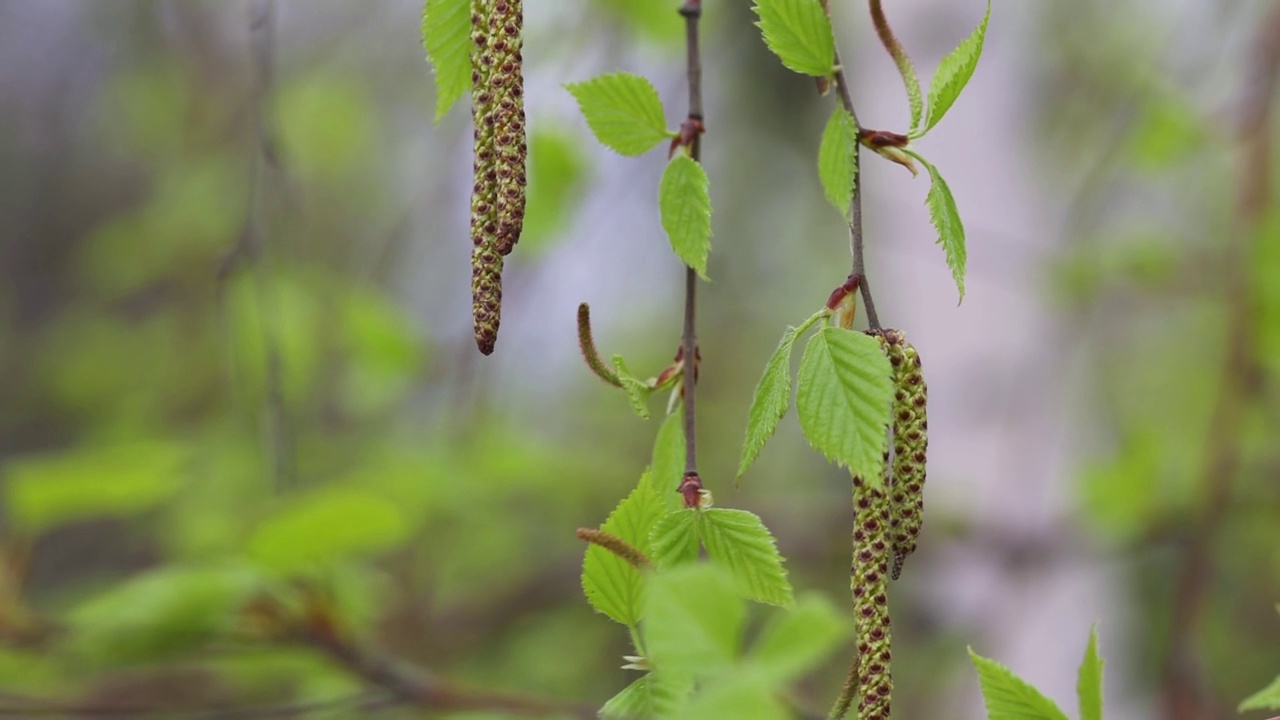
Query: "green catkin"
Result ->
[[487, 0, 526, 255], [833, 469, 894, 720], [882, 330, 927, 580], [468, 0, 520, 354]]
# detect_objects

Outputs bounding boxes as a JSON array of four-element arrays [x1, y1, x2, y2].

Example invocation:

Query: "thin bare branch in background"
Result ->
[[217, 0, 296, 492], [1162, 5, 1280, 719]]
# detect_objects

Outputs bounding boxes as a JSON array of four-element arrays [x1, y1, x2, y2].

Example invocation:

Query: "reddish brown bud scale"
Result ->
[[858, 128, 910, 148]]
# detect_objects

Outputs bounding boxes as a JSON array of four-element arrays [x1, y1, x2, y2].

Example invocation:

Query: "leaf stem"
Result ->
[[679, 0, 704, 482], [868, 0, 923, 133]]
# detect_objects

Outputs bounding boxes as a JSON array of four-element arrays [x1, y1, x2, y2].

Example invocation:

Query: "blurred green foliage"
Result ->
[[0, 2, 1278, 719]]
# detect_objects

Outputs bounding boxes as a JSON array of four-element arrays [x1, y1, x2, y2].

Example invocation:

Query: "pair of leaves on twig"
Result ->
[[582, 471, 792, 630], [566, 73, 712, 280], [738, 313, 895, 487], [969, 627, 1105, 720], [756, 0, 990, 301], [583, 472, 851, 720]]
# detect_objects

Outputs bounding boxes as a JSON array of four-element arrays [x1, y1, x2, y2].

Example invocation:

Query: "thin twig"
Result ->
[[0, 691, 395, 718], [217, 0, 295, 492], [679, 0, 704, 482], [299, 618, 594, 719], [1162, 6, 1280, 719], [825, 17, 881, 330]]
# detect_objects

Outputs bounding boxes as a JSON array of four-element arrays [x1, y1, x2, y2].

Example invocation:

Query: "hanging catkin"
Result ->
[[882, 330, 927, 580], [832, 468, 893, 720], [468, 0, 526, 355]]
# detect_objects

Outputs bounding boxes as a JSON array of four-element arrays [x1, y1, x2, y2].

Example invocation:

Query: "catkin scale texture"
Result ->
[[882, 330, 927, 580], [850, 472, 893, 720], [468, 0, 526, 355]]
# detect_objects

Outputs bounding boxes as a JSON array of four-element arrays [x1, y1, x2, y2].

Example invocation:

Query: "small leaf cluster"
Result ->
[[582, 472, 852, 718], [738, 309, 895, 488], [753, 0, 992, 301], [566, 72, 712, 279]]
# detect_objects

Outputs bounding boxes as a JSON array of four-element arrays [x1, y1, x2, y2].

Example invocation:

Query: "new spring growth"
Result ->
[[468, 0, 527, 355], [827, 274, 861, 331]]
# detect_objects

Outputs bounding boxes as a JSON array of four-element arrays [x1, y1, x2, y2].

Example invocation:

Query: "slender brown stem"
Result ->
[[868, 0, 922, 131], [1162, 6, 1280, 719], [299, 608, 594, 719], [679, 0, 703, 479], [0, 692, 394, 718], [827, 31, 882, 329]]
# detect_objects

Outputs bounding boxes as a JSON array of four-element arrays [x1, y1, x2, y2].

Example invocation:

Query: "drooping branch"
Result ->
[[286, 588, 595, 720], [677, 0, 706, 502], [823, 7, 881, 331]]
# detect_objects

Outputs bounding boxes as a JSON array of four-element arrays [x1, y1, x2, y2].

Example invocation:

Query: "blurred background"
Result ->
[[1, 0, 1278, 718]]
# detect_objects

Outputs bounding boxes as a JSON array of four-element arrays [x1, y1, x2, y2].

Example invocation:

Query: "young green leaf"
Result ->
[[565, 73, 671, 156], [920, 0, 991, 135], [794, 327, 894, 485], [1077, 626, 1104, 720], [650, 509, 700, 567], [749, 594, 851, 682], [420, 0, 471, 122], [601, 673, 693, 719], [659, 154, 713, 278], [969, 648, 1071, 720], [652, 407, 687, 511], [248, 488, 408, 572], [521, 127, 589, 254], [582, 478, 667, 626], [817, 107, 859, 222], [67, 565, 262, 665], [611, 355, 653, 419], [672, 672, 789, 720], [737, 326, 800, 479], [5, 442, 186, 535], [644, 564, 745, 677], [917, 154, 967, 301], [1240, 674, 1280, 712], [752, 0, 836, 77], [698, 509, 792, 606]]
